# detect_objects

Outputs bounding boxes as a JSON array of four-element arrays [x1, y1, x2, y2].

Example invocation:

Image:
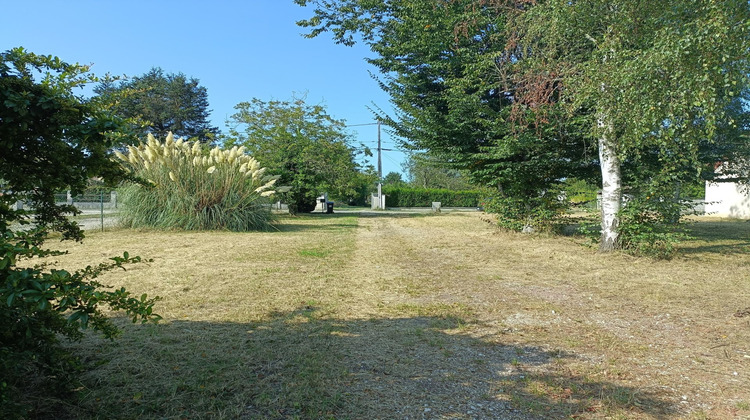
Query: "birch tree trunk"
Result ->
[[598, 119, 622, 251]]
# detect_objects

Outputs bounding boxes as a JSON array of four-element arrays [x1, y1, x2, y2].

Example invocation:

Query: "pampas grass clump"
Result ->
[[116, 133, 282, 231]]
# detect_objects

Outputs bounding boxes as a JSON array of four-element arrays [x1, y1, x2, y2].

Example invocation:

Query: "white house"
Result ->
[[705, 179, 750, 219]]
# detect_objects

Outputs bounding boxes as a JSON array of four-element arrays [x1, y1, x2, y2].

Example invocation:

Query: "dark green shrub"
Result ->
[[0, 229, 160, 418], [482, 195, 569, 232], [616, 195, 693, 259], [1, 47, 161, 417], [382, 186, 483, 207]]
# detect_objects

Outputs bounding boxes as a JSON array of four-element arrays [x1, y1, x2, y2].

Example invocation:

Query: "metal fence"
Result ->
[[53, 191, 118, 209]]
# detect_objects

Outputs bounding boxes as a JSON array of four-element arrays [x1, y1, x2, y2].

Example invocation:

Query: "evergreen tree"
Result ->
[[96, 67, 219, 142]]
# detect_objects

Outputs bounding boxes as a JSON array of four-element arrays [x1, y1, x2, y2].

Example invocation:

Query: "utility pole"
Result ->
[[344, 121, 386, 210], [377, 120, 383, 209]]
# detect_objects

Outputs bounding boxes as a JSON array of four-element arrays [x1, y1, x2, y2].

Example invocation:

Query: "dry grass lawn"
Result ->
[[47, 212, 750, 419]]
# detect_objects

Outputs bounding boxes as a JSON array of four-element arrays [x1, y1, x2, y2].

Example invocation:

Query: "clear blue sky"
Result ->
[[0, 0, 407, 175]]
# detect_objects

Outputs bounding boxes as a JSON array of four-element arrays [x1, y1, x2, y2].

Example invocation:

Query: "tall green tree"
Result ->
[[296, 0, 597, 227], [297, 0, 750, 251], [382, 171, 406, 186], [0, 48, 159, 417], [402, 153, 474, 190], [95, 67, 219, 142], [506, 0, 750, 250], [224, 97, 369, 213]]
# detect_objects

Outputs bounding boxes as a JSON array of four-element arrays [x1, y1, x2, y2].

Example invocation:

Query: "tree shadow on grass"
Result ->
[[679, 219, 750, 255], [63, 306, 676, 419], [305, 211, 432, 218]]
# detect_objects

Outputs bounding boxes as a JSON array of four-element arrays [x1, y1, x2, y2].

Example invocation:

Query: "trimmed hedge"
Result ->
[[382, 186, 482, 207]]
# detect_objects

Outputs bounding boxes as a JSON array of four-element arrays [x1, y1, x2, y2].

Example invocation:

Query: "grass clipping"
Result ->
[[116, 133, 284, 231]]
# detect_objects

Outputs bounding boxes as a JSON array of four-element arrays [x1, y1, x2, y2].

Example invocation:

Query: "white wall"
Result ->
[[705, 181, 750, 218]]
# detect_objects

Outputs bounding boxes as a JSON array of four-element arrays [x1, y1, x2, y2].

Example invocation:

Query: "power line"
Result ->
[[345, 123, 379, 127], [384, 153, 403, 167], [359, 140, 399, 145]]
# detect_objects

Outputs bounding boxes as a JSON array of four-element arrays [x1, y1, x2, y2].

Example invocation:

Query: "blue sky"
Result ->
[[0, 0, 407, 175]]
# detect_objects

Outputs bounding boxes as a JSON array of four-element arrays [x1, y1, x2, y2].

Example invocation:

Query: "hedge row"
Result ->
[[381, 186, 482, 207]]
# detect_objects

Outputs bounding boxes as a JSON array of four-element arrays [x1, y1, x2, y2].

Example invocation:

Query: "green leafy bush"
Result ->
[[117, 133, 283, 231], [482, 195, 569, 232], [1, 47, 161, 418], [382, 187, 483, 207], [0, 228, 160, 417], [616, 195, 692, 259], [562, 178, 599, 207], [573, 184, 695, 259]]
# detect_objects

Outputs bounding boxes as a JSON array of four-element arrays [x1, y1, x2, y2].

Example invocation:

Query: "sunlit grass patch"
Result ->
[[46, 213, 750, 418], [298, 248, 331, 258]]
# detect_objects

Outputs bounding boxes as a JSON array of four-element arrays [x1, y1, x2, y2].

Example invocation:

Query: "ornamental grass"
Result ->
[[116, 133, 282, 231]]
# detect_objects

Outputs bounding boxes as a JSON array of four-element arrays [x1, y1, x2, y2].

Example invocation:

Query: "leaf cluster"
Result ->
[[1, 48, 160, 416], [296, 0, 750, 251], [95, 67, 220, 143], [224, 96, 370, 213]]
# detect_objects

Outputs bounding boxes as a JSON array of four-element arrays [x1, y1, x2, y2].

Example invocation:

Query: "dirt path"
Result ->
[[330, 213, 749, 419], [323, 213, 545, 419]]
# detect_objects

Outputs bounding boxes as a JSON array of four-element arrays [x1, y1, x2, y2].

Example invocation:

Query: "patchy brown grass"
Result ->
[[49, 212, 750, 419]]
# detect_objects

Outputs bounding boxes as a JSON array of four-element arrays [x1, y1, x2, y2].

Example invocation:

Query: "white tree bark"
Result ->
[[598, 118, 621, 251]]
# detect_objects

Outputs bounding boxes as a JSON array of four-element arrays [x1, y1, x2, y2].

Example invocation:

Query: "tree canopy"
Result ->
[[95, 67, 219, 143], [1, 47, 159, 417], [296, 0, 597, 225], [296, 0, 750, 252], [224, 96, 371, 213], [382, 171, 406, 186], [1, 48, 135, 235], [402, 153, 474, 190]]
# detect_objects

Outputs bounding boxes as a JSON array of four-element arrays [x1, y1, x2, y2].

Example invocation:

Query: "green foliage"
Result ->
[[563, 178, 599, 206], [95, 67, 219, 143], [482, 194, 568, 233], [616, 197, 693, 260], [117, 133, 280, 231], [348, 168, 379, 206], [382, 186, 482, 207], [0, 48, 136, 226], [382, 171, 406, 187], [298, 0, 750, 252], [614, 171, 702, 258], [573, 180, 699, 258], [0, 47, 160, 417], [679, 180, 705, 200], [224, 96, 371, 213], [0, 236, 160, 417], [402, 153, 475, 191]]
